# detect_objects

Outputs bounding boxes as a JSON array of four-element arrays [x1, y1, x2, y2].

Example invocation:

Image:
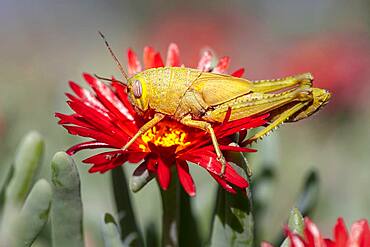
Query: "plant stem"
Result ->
[[160, 171, 179, 247]]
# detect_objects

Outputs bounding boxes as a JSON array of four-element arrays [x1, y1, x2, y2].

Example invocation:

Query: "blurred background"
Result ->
[[1, 0, 370, 245]]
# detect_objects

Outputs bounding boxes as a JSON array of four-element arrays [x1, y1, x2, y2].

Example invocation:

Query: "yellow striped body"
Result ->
[[127, 67, 330, 136]]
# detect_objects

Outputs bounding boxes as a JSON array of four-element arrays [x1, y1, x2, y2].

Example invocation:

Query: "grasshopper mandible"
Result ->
[[99, 33, 331, 176]]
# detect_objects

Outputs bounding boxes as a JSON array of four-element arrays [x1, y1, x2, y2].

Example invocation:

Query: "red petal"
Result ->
[[176, 160, 196, 196], [166, 43, 180, 67], [222, 163, 249, 188], [83, 73, 138, 136], [260, 241, 274, 247], [111, 81, 138, 118], [324, 239, 335, 247], [238, 130, 248, 145], [67, 97, 125, 137], [88, 157, 124, 173], [85, 150, 131, 173], [66, 91, 109, 120], [334, 218, 348, 247], [209, 172, 236, 193], [69, 81, 108, 114], [231, 68, 245, 78], [348, 219, 370, 247], [212, 56, 230, 74], [304, 217, 325, 247], [83, 150, 126, 165], [219, 145, 257, 153], [157, 158, 171, 190], [182, 150, 248, 188], [127, 48, 142, 75], [83, 74, 134, 120], [143, 46, 156, 69], [197, 49, 213, 71], [153, 53, 164, 68], [218, 114, 269, 140], [63, 125, 123, 148], [127, 152, 148, 163], [66, 141, 113, 155], [146, 157, 157, 172], [55, 113, 93, 129], [285, 226, 306, 247], [223, 107, 232, 124]]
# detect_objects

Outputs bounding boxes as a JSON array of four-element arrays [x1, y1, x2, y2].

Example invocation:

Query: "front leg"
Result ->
[[180, 115, 227, 176], [122, 113, 165, 150]]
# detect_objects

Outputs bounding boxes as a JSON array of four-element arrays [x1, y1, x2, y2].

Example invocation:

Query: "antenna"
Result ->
[[94, 74, 125, 85], [98, 31, 129, 81]]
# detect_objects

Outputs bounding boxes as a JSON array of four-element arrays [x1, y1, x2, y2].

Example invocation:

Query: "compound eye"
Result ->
[[133, 80, 142, 98]]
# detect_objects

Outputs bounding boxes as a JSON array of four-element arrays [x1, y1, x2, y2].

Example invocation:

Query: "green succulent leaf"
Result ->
[[1, 131, 44, 238], [4, 131, 44, 208], [9, 179, 52, 247], [51, 152, 84, 247], [209, 148, 254, 247], [297, 170, 319, 216], [111, 167, 144, 247], [130, 162, 155, 193], [280, 207, 304, 247], [102, 213, 125, 247], [178, 184, 201, 247]]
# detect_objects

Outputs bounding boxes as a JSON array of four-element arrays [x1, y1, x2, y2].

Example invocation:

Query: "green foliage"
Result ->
[[280, 208, 304, 247], [178, 187, 201, 247], [296, 170, 319, 216], [130, 162, 155, 193], [10, 179, 52, 247], [0, 131, 50, 246], [51, 152, 84, 247], [2, 131, 44, 217], [209, 160, 254, 247], [101, 213, 125, 247], [111, 167, 144, 246]]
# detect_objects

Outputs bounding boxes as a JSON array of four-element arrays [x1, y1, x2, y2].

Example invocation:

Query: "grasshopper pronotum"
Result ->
[[99, 33, 331, 176]]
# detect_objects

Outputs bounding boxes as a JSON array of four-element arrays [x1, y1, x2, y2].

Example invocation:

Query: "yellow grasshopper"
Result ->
[[99, 33, 331, 176]]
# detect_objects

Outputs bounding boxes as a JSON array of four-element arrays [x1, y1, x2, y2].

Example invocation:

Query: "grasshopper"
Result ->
[[99, 33, 331, 176]]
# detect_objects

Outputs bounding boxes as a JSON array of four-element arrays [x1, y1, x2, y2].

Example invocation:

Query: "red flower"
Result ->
[[262, 217, 370, 247], [56, 43, 267, 196]]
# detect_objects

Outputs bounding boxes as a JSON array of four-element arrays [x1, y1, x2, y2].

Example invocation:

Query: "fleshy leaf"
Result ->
[[101, 213, 125, 247], [178, 179, 201, 247], [51, 152, 84, 247], [296, 170, 319, 216], [111, 167, 144, 246], [209, 149, 254, 247], [280, 208, 304, 247], [130, 161, 155, 193], [9, 179, 52, 247], [1, 131, 44, 233]]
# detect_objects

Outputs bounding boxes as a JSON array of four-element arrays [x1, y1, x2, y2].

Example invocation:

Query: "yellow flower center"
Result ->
[[139, 122, 191, 151]]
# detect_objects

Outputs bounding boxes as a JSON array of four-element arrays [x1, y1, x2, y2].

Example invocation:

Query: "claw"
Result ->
[[217, 156, 227, 177]]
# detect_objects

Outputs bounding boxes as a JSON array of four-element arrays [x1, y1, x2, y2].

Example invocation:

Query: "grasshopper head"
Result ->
[[291, 88, 331, 121], [127, 74, 150, 113]]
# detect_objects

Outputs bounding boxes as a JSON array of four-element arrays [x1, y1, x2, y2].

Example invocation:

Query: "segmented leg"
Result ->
[[122, 113, 165, 150], [251, 73, 313, 93], [203, 85, 313, 123], [247, 101, 310, 143], [180, 116, 227, 176]]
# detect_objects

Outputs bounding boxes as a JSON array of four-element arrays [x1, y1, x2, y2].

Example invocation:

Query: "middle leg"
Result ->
[[180, 115, 227, 176]]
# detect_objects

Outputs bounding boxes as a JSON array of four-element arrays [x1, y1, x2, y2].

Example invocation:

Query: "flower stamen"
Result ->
[[140, 122, 191, 151]]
